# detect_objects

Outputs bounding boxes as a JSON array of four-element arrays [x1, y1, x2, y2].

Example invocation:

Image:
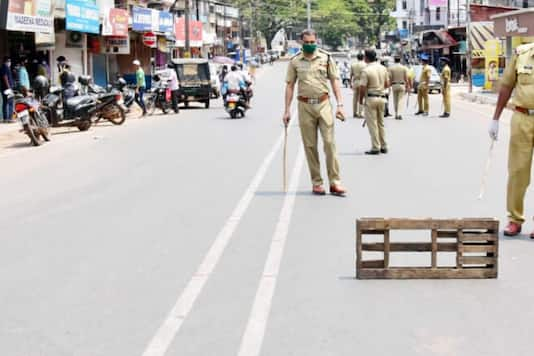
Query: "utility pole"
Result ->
[[185, 0, 191, 57], [307, 0, 311, 29], [447, 0, 450, 28], [466, 0, 472, 93]]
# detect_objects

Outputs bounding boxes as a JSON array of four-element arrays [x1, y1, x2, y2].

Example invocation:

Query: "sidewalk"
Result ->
[[457, 87, 498, 105], [0, 122, 20, 135]]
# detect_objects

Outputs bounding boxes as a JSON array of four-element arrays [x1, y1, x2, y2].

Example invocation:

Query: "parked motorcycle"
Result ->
[[41, 85, 96, 131], [145, 74, 172, 115], [113, 76, 135, 112], [224, 90, 247, 119], [79, 76, 126, 125], [341, 69, 350, 88], [5, 89, 50, 146]]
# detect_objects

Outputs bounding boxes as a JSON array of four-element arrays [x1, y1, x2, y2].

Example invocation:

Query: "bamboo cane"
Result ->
[[478, 139, 496, 200]]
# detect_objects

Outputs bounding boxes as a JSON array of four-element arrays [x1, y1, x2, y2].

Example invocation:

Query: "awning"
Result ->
[[469, 22, 497, 58], [421, 30, 458, 50]]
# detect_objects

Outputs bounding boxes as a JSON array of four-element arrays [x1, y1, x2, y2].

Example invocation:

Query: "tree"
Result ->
[[313, 0, 360, 50]]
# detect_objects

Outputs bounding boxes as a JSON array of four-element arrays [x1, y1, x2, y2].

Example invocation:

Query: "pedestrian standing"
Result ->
[[133, 60, 147, 116], [415, 53, 431, 117], [167, 63, 180, 114], [439, 57, 451, 118], [59, 64, 76, 100], [388, 56, 410, 120], [359, 48, 390, 155], [18, 60, 30, 91], [488, 42, 534, 237], [381, 58, 392, 118], [350, 53, 366, 118], [283, 29, 346, 196], [1, 56, 15, 123]]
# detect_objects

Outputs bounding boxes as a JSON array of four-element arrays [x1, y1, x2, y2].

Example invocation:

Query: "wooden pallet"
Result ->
[[356, 218, 499, 279]]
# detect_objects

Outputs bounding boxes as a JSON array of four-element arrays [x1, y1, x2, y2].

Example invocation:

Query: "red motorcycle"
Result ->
[[6, 89, 50, 146]]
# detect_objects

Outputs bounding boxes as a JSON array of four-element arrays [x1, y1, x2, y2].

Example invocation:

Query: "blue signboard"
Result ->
[[65, 0, 100, 34], [133, 6, 153, 32], [158, 11, 174, 33], [398, 29, 409, 39]]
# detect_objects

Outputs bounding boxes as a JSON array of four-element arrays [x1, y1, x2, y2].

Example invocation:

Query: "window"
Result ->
[[420, 0, 424, 14], [436, 7, 441, 21], [523, 0, 528, 7], [402, 0, 407, 9], [402, 21, 407, 29]]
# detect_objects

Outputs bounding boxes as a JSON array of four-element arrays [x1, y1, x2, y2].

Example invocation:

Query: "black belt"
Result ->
[[392, 82, 405, 85], [367, 94, 386, 98]]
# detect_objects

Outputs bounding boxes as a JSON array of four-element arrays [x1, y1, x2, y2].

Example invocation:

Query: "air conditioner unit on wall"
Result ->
[[66, 31, 83, 48]]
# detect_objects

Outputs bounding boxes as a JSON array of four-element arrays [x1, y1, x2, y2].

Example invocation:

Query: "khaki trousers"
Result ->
[[298, 100, 341, 186], [365, 97, 387, 151], [442, 84, 451, 113], [392, 84, 405, 117], [507, 112, 534, 224], [417, 85, 429, 113], [352, 80, 362, 117]]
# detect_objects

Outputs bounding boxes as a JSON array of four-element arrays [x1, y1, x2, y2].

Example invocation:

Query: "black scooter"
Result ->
[[41, 84, 96, 131]]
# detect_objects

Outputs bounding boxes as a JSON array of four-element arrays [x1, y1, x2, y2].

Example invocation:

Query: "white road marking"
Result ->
[[237, 145, 305, 356], [142, 109, 297, 356]]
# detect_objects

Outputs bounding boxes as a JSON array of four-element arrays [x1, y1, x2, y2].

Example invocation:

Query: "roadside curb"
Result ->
[[460, 92, 497, 106]]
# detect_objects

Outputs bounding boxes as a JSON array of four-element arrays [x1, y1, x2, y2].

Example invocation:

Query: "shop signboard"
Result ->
[[66, 0, 100, 34], [132, 6, 152, 31], [484, 39, 501, 90], [5, 0, 54, 33], [102, 8, 128, 37], [174, 17, 203, 47], [102, 35, 130, 54], [133, 6, 173, 33], [428, 0, 446, 6], [158, 11, 173, 33]]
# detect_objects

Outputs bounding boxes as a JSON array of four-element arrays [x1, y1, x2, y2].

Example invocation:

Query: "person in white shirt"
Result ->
[[167, 63, 180, 113], [225, 65, 243, 92]]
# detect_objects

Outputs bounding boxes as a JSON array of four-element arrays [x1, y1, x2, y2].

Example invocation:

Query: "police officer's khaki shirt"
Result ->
[[286, 49, 339, 98], [420, 64, 432, 85], [441, 64, 451, 85], [501, 43, 534, 108], [360, 62, 389, 96], [350, 61, 366, 82], [388, 64, 408, 84]]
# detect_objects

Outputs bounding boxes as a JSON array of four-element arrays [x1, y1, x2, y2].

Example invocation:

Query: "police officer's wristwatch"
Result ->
[[337, 104, 344, 107]]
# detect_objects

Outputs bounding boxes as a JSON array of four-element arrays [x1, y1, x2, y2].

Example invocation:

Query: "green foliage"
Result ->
[[229, 0, 396, 50]]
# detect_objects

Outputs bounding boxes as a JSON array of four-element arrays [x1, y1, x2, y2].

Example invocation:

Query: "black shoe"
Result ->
[[385, 113, 392, 117], [365, 150, 380, 155], [439, 113, 450, 118], [380, 148, 388, 154], [397, 115, 403, 120], [415, 111, 424, 115]]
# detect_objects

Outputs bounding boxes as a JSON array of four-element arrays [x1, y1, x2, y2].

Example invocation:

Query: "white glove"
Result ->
[[488, 120, 499, 141]]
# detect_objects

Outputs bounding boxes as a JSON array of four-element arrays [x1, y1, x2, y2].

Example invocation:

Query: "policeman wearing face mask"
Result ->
[[283, 29, 347, 197], [1, 56, 15, 123]]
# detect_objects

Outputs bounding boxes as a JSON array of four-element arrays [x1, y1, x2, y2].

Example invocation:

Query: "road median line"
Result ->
[[141, 108, 298, 356], [237, 146, 305, 356]]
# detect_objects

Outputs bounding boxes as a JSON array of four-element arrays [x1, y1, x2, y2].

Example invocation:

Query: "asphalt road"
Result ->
[[1, 62, 533, 356]]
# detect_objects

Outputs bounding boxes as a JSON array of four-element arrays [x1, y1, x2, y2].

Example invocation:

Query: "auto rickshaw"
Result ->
[[171, 58, 212, 109]]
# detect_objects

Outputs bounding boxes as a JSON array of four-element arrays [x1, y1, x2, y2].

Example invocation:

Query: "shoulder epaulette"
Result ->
[[515, 43, 534, 55], [290, 52, 302, 60]]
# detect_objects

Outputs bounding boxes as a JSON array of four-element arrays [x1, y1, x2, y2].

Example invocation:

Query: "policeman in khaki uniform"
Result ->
[[359, 48, 390, 155], [283, 29, 347, 196], [489, 42, 534, 237], [350, 53, 366, 118], [439, 57, 451, 118], [387, 56, 410, 120], [415, 53, 431, 117]]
